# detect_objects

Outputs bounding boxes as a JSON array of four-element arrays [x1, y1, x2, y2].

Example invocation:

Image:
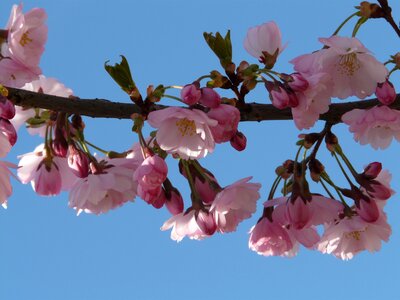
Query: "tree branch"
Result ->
[[6, 86, 400, 124]]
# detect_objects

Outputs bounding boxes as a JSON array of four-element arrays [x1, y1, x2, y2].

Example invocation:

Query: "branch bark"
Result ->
[[6, 86, 400, 124]]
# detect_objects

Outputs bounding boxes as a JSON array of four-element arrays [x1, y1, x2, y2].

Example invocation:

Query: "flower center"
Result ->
[[19, 31, 33, 47], [176, 118, 196, 137], [345, 230, 364, 241], [337, 53, 360, 76]]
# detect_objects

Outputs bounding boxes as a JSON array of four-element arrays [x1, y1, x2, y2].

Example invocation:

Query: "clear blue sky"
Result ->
[[1, 1, 400, 299]]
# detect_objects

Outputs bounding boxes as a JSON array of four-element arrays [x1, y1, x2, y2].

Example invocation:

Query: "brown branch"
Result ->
[[6, 86, 400, 124], [377, 0, 400, 37]]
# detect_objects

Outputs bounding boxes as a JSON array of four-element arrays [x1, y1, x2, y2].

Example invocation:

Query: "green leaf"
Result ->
[[104, 55, 137, 95], [203, 30, 232, 68]]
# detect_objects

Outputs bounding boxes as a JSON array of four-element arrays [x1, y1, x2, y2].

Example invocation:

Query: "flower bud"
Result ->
[[325, 131, 339, 152], [181, 84, 201, 105], [0, 118, 17, 146], [376, 80, 396, 105], [362, 162, 382, 179], [287, 73, 309, 92], [165, 189, 184, 215], [199, 87, 221, 108], [308, 158, 324, 182], [357, 198, 380, 223], [0, 97, 15, 120], [230, 131, 247, 151], [68, 145, 89, 178], [196, 210, 217, 236]]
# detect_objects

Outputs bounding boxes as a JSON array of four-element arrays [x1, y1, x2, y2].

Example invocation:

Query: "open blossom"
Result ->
[[11, 75, 73, 135], [2, 4, 47, 75], [210, 177, 261, 233], [317, 214, 391, 260], [244, 21, 283, 67], [161, 210, 215, 242], [292, 36, 388, 99], [291, 72, 332, 130], [147, 107, 217, 160], [0, 161, 14, 208], [207, 104, 240, 143], [69, 157, 140, 215], [342, 105, 400, 150]]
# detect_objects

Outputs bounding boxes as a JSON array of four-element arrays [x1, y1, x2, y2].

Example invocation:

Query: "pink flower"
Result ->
[[181, 84, 201, 106], [161, 210, 214, 242], [376, 80, 396, 105], [0, 161, 14, 208], [363, 170, 394, 201], [292, 36, 388, 99], [134, 155, 168, 205], [69, 158, 139, 215], [244, 21, 284, 67], [147, 107, 217, 160], [249, 217, 297, 257], [265, 81, 298, 109], [0, 97, 16, 120], [18, 144, 77, 194], [11, 75, 73, 135], [342, 105, 400, 150], [317, 214, 391, 260], [195, 175, 219, 205], [291, 72, 332, 130], [67, 146, 89, 178], [207, 104, 240, 143], [210, 177, 261, 233], [2, 4, 47, 74], [287, 73, 309, 92]]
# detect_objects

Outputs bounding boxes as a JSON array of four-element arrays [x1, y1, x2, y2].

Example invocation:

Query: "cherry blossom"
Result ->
[[207, 104, 240, 143], [210, 177, 261, 233], [292, 36, 388, 99], [147, 107, 217, 160], [342, 105, 400, 150]]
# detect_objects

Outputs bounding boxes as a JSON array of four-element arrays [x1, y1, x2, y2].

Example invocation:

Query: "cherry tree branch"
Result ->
[[6, 86, 400, 124]]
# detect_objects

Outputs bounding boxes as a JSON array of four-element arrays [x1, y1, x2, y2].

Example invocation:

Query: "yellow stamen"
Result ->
[[175, 118, 196, 137], [19, 31, 33, 47], [336, 53, 360, 76], [0, 84, 8, 97]]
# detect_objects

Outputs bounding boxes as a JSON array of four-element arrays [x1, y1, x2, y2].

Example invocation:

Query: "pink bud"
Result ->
[[287, 73, 309, 92], [369, 181, 392, 200], [196, 211, 217, 236], [195, 176, 219, 205], [68, 146, 89, 178], [0, 98, 16, 120], [165, 189, 184, 215], [265, 81, 291, 109], [134, 155, 168, 190], [376, 80, 396, 105], [181, 84, 201, 106], [199, 88, 221, 108], [152, 189, 167, 209], [357, 198, 380, 222], [207, 104, 240, 143], [230, 131, 247, 151], [363, 162, 382, 179], [0, 118, 17, 146], [52, 137, 68, 157]]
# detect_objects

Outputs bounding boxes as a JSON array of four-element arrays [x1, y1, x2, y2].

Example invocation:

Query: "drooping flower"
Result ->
[[147, 107, 217, 160], [161, 210, 215, 242], [69, 157, 140, 215], [133, 155, 168, 205], [317, 214, 391, 260], [292, 36, 388, 99], [342, 105, 400, 150], [210, 177, 261, 233], [244, 21, 284, 68]]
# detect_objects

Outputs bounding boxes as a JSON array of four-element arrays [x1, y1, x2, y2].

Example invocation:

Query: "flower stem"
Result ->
[[332, 12, 358, 36]]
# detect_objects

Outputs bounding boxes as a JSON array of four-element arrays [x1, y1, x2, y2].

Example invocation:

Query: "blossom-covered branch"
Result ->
[[6, 86, 400, 124]]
